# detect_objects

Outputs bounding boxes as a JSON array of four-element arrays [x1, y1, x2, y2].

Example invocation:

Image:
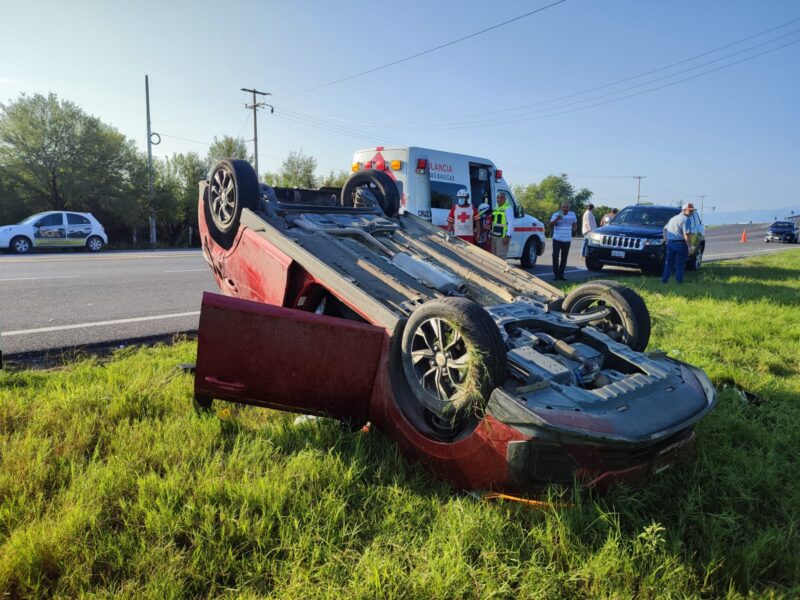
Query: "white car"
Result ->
[[0, 211, 108, 254]]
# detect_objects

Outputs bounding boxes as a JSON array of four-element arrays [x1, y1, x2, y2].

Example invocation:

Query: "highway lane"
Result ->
[[1, 223, 794, 356], [1, 250, 216, 356]]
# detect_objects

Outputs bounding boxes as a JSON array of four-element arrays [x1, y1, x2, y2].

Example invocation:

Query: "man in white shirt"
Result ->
[[549, 201, 577, 280], [581, 203, 597, 257]]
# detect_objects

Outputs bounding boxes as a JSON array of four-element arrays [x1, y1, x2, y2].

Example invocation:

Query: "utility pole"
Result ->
[[697, 195, 707, 221], [240, 87, 273, 178], [145, 75, 161, 247], [633, 175, 646, 205]]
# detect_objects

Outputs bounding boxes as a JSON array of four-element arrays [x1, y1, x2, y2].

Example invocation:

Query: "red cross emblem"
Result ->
[[457, 211, 471, 223]]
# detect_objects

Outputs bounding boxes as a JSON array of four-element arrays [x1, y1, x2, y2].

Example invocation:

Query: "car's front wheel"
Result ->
[[204, 159, 260, 250], [520, 237, 540, 268], [400, 297, 506, 437], [562, 280, 651, 352], [86, 236, 105, 252], [10, 236, 31, 254], [686, 244, 703, 271], [585, 256, 604, 272]]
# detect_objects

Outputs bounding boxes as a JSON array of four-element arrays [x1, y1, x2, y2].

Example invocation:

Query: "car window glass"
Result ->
[[67, 213, 91, 225], [34, 214, 63, 227]]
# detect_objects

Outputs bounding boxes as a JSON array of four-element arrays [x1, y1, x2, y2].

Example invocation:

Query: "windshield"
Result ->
[[612, 206, 678, 228], [17, 212, 48, 225], [771, 222, 792, 229]]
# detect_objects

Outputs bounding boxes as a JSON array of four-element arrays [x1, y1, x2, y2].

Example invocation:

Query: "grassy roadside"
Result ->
[[1, 250, 799, 598]]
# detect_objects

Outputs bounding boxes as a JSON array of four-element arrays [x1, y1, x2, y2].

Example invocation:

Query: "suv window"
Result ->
[[67, 213, 91, 225], [34, 213, 64, 227]]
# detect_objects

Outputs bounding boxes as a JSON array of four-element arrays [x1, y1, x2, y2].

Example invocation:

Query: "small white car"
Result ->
[[0, 211, 108, 254]]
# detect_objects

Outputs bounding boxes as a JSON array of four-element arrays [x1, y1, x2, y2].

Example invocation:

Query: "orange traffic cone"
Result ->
[[741, 230, 747, 243]]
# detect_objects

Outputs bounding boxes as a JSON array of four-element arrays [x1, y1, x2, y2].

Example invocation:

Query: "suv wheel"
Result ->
[[204, 159, 260, 250], [585, 256, 603, 272], [686, 245, 703, 271], [520, 237, 540, 268]]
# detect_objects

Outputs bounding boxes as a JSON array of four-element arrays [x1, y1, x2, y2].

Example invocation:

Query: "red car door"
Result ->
[[194, 292, 388, 424]]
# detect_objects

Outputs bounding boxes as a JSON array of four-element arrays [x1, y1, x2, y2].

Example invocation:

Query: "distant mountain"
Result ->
[[702, 204, 800, 225]]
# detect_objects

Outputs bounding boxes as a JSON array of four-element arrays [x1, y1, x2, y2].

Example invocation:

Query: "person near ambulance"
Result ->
[[447, 188, 480, 243], [477, 202, 493, 252], [549, 201, 577, 280], [581, 203, 597, 258], [491, 191, 515, 258]]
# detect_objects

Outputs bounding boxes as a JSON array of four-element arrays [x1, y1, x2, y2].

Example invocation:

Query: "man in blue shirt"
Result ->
[[661, 202, 695, 283]]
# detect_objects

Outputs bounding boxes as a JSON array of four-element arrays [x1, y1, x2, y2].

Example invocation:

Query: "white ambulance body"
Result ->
[[351, 146, 546, 267]]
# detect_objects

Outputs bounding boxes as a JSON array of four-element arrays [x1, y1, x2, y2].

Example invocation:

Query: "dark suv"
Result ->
[[764, 221, 798, 244], [584, 205, 705, 276]]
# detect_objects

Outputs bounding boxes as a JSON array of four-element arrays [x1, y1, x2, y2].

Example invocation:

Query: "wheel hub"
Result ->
[[435, 352, 447, 367]]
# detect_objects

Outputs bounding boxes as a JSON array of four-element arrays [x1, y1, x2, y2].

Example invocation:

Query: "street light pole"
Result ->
[[145, 75, 161, 247], [633, 175, 646, 204], [240, 87, 273, 178], [697, 195, 707, 221]]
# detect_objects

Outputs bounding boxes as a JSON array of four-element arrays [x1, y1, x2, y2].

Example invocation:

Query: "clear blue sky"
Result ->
[[1, 0, 798, 215]]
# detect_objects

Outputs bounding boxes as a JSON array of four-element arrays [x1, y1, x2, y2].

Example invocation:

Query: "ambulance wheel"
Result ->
[[562, 281, 651, 352], [340, 169, 400, 216], [204, 159, 260, 250], [520, 237, 540, 268], [400, 298, 506, 433]]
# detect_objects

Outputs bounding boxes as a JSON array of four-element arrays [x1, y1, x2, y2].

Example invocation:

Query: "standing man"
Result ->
[[477, 202, 493, 252], [447, 188, 480, 243], [601, 207, 618, 225], [581, 203, 597, 257], [661, 202, 695, 284], [549, 201, 577, 280], [491, 191, 515, 258]]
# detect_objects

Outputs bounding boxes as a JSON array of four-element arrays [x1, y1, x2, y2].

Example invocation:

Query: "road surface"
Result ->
[[1, 223, 791, 357]]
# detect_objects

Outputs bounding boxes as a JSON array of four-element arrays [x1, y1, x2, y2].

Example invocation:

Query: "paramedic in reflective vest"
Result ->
[[549, 201, 577, 280], [447, 188, 480, 243], [491, 191, 514, 258]]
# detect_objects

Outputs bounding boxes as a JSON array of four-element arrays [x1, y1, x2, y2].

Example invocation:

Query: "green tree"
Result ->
[[207, 136, 252, 165], [0, 93, 145, 240], [277, 149, 318, 188], [318, 169, 350, 188], [513, 173, 593, 223]]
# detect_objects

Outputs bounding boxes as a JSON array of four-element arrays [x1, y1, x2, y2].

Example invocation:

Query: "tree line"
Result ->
[[0, 93, 614, 246]]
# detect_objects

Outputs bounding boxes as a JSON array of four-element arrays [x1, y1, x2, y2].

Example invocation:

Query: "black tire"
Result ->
[[520, 236, 540, 268], [585, 256, 604, 272], [10, 236, 31, 254], [204, 159, 260, 250], [400, 298, 506, 430], [193, 394, 213, 413], [85, 235, 104, 252], [686, 244, 703, 272], [340, 169, 400, 216], [562, 281, 651, 352]]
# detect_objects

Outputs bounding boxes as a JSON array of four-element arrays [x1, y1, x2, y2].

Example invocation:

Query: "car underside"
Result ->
[[193, 159, 716, 492]]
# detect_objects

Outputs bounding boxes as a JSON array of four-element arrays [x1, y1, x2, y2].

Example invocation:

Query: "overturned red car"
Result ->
[[193, 159, 716, 491]]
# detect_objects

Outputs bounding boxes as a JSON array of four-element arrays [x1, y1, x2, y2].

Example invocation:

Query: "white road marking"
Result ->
[[164, 268, 208, 273], [705, 248, 794, 259], [0, 253, 200, 264], [1, 311, 201, 337], [0, 275, 80, 282]]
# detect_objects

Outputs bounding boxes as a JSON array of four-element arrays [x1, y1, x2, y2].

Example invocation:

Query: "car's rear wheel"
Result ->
[[520, 236, 540, 268], [86, 235, 104, 252], [562, 280, 651, 352], [10, 236, 31, 254], [340, 169, 400, 216], [204, 159, 260, 250], [400, 298, 506, 436]]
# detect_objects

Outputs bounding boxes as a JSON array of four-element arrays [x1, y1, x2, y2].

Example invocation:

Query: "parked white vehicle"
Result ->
[[351, 146, 546, 267], [0, 211, 108, 254]]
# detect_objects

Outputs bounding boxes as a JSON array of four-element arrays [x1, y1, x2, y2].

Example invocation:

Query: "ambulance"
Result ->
[[351, 146, 546, 267]]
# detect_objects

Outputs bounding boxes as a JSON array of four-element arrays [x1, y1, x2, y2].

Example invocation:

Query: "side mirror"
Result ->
[[515, 206, 524, 219]]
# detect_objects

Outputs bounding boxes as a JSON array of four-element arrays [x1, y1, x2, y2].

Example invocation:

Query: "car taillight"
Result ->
[[495, 169, 503, 181], [416, 158, 427, 174], [351, 162, 360, 172]]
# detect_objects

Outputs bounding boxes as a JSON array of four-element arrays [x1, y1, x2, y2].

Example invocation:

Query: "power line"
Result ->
[[435, 35, 800, 129], [277, 0, 567, 99]]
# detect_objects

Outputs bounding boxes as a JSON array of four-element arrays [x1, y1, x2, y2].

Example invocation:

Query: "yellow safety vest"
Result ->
[[492, 206, 508, 237]]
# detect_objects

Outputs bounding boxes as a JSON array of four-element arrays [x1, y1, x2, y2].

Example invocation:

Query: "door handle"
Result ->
[[204, 376, 246, 391]]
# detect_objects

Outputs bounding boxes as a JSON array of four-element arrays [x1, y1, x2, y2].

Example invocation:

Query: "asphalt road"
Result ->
[[1, 222, 792, 357]]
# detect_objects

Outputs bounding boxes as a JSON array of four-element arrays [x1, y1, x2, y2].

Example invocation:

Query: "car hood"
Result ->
[[594, 224, 663, 239]]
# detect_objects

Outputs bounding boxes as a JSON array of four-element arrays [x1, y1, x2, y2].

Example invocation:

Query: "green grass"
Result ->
[[2, 251, 800, 598]]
